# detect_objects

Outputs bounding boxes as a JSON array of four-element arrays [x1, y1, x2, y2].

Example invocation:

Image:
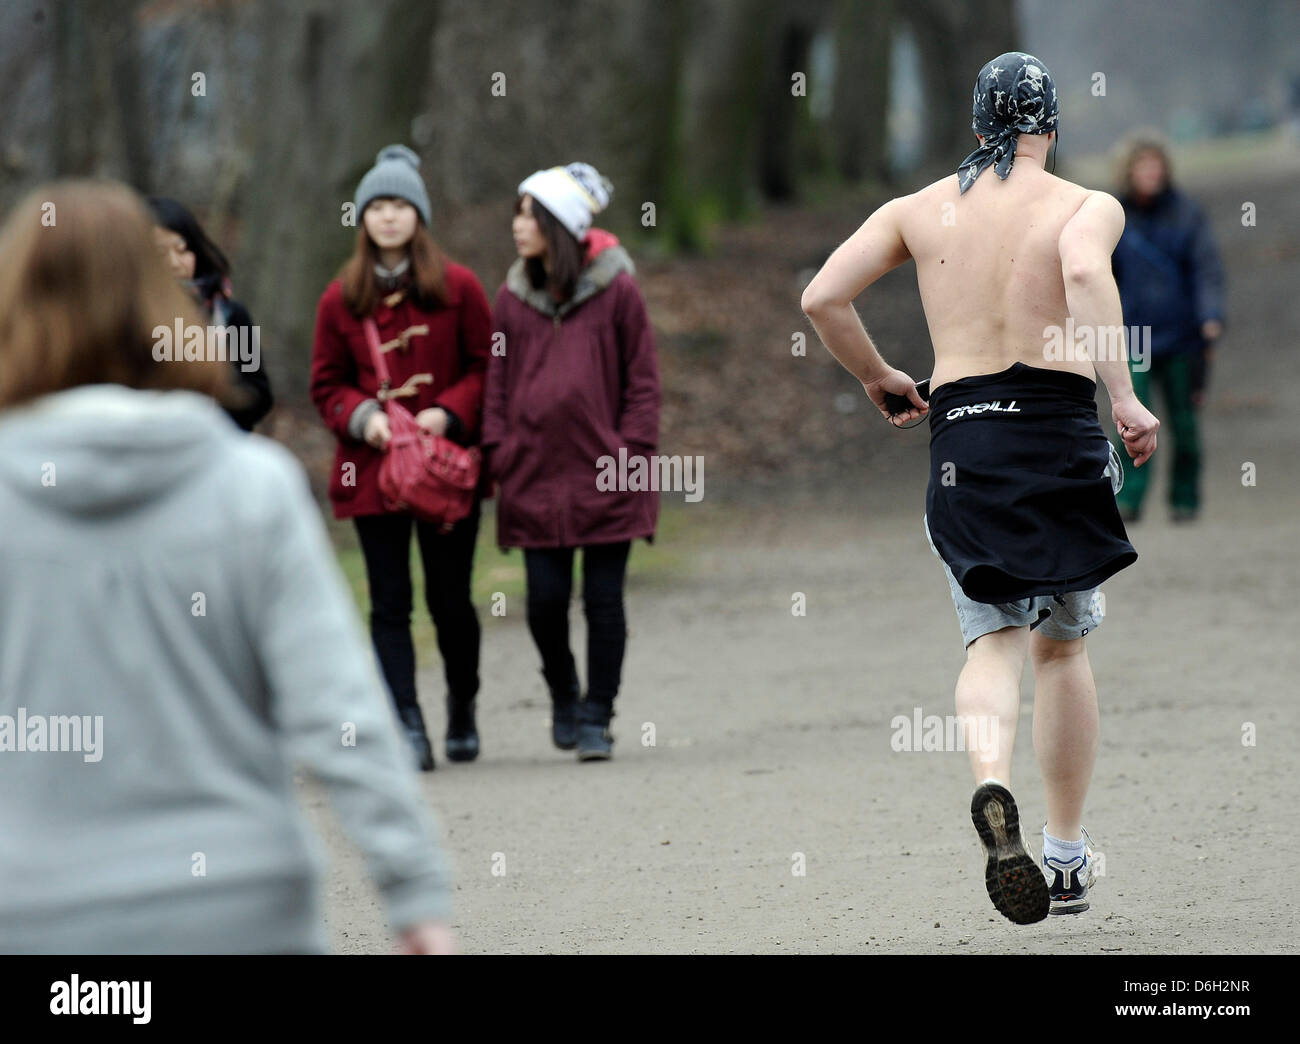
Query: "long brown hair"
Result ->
[[1115, 129, 1173, 198], [517, 195, 584, 302], [339, 209, 448, 317], [0, 180, 234, 410]]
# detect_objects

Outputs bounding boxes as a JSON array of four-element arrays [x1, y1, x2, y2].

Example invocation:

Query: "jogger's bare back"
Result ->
[[895, 166, 1098, 392]]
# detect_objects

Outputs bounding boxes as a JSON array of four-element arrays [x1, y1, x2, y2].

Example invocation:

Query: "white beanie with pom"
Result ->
[[518, 162, 613, 241]]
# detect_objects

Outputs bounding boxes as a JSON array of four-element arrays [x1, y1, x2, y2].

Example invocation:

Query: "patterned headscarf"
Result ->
[[957, 52, 1059, 194]]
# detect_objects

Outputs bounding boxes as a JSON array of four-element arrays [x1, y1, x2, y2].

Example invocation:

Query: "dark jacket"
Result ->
[[309, 263, 492, 519], [484, 230, 660, 549], [214, 298, 274, 431], [1112, 186, 1225, 358]]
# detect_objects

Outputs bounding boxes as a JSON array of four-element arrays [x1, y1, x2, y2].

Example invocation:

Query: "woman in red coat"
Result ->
[[310, 145, 491, 771], [483, 162, 661, 760]]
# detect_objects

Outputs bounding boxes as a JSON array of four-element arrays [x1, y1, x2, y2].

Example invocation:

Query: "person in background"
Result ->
[[1111, 133, 1225, 523], [311, 145, 491, 770], [149, 196, 274, 431], [0, 180, 454, 954], [483, 163, 661, 761]]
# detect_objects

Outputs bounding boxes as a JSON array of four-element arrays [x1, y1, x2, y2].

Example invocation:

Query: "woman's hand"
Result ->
[[415, 407, 448, 437], [364, 411, 392, 450]]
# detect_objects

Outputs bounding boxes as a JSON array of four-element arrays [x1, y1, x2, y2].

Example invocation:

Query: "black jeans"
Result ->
[[524, 541, 631, 711], [354, 504, 481, 715]]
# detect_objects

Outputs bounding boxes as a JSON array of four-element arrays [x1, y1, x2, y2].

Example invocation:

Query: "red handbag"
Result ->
[[363, 317, 480, 532]]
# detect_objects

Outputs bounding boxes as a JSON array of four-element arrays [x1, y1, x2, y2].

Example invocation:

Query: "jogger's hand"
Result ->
[[1112, 392, 1159, 467], [864, 368, 929, 427]]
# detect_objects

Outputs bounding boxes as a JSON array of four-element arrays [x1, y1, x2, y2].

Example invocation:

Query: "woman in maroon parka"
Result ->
[[310, 145, 491, 771], [483, 162, 661, 760]]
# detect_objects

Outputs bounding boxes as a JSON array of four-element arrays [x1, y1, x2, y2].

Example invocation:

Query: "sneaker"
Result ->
[[970, 782, 1050, 924], [1043, 828, 1096, 915], [1170, 507, 1198, 524]]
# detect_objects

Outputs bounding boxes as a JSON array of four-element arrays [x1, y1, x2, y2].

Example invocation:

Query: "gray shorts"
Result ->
[[923, 514, 1104, 649]]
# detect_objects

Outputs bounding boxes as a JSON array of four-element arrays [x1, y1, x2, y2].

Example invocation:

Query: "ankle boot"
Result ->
[[546, 671, 580, 751], [397, 704, 435, 772], [445, 694, 479, 763], [575, 699, 613, 761]]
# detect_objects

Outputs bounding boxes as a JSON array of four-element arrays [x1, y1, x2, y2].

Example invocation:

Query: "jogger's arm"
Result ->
[[801, 198, 912, 385], [1060, 193, 1160, 466]]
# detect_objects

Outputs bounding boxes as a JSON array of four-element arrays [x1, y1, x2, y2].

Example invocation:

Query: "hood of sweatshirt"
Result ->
[[0, 384, 233, 518], [506, 226, 635, 318]]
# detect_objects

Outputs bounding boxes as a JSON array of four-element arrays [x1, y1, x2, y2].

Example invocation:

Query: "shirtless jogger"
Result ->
[[802, 53, 1160, 925]]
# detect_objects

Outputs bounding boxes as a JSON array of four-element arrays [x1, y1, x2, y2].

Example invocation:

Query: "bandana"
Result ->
[[957, 52, 1058, 194]]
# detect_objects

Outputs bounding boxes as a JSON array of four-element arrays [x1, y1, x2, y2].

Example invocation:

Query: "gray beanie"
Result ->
[[354, 144, 431, 226]]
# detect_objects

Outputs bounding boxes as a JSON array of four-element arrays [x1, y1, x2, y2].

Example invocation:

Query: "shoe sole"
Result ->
[[553, 737, 577, 751], [970, 783, 1050, 925], [445, 746, 478, 763], [576, 748, 611, 761]]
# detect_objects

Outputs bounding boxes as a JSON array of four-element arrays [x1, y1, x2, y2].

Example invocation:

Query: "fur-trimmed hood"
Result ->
[[505, 228, 635, 318]]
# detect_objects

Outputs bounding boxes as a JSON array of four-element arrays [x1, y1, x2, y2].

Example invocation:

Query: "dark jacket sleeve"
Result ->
[[433, 268, 491, 442], [222, 300, 273, 432], [481, 286, 511, 452], [613, 275, 660, 451], [1188, 204, 1225, 328]]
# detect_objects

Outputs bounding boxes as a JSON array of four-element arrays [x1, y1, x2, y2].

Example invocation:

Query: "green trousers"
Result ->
[[1115, 352, 1201, 514]]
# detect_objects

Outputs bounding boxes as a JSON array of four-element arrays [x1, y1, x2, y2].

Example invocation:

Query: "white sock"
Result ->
[[1042, 828, 1086, 863]]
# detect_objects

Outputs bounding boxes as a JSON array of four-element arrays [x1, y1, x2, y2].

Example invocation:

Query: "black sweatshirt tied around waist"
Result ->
[[925, 361, 1137, 604]]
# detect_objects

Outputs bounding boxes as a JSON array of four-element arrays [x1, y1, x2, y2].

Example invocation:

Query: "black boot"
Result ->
[[397, 704, 435, 772], [547, 671, 580, 751], [576, 699, 613, 761], [445, 694, 479, 763]]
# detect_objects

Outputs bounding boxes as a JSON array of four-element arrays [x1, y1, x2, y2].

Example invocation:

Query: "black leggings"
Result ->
[[354, 504, 481, 713], [523, 542, 631, 709]]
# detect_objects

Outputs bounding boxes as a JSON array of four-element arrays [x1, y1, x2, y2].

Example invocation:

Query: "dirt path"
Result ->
[[303, 152, 1300, 954]]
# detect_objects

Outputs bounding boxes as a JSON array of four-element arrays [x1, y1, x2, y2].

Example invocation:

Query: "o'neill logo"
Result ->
[[946, 401, 1022, 420]]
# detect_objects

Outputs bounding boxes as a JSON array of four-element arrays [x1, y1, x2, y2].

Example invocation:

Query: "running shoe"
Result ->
[[1043, 828, 1096, 915], [970, 782, 1050, 924]]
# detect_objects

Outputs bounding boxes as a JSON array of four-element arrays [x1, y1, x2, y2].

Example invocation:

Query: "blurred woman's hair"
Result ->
[[339, 200, 448, 317], [148, 195, 231, 282], [516, 195, 583, 302], [1115, 129, 1173, 197], [0, 180, 234, 410]]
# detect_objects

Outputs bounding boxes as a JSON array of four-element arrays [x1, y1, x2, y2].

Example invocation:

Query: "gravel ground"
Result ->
[[302, 151, 1300, 954]]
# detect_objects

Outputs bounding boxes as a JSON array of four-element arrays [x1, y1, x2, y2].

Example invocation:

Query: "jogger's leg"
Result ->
[[1029, 631, 1099, 841], [956, 625, 1028, 786]]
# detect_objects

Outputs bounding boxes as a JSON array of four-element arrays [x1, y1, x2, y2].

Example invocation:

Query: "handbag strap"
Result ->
[[362, 317, 392, 399]]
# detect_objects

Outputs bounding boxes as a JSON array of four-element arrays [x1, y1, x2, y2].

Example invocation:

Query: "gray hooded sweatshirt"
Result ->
[[0, 384, 451, 953]]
